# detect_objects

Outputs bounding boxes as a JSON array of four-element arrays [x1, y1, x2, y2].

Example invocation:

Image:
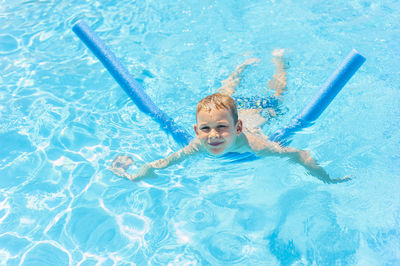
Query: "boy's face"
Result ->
[[194, 108, 242, 156]]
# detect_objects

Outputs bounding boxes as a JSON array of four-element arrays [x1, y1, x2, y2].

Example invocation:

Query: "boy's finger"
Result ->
[[110, 167, 125, 177], [112, 155, 134, 169]]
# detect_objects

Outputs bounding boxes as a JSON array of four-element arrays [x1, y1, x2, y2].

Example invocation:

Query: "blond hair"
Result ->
[[196, 93, 238, 123]]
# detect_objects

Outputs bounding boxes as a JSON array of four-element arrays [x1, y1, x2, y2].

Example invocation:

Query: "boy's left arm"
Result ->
[[253, 139, 350, 184]]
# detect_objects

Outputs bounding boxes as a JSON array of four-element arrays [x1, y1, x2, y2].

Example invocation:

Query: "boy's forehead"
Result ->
[[196, 108, 234, 121], [197, 106, 230, 114]]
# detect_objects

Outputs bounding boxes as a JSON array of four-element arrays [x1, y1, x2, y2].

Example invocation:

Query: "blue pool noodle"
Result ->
[[72, 20, 192, 146], [72, 20, 365, 149], [269, 49, 365, 145]]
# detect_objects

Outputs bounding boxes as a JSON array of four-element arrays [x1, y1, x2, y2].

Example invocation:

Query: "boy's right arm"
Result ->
[[112, 139, 201, 181]]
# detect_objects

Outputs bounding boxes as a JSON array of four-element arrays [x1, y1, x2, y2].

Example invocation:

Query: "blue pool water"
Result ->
[[1, 0, 400, 264]]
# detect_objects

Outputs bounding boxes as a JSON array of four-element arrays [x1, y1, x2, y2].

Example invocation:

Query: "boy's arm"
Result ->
[[145, 142, 198, 170], [113, 140, 201, 181], [252, 138, 350, 183]]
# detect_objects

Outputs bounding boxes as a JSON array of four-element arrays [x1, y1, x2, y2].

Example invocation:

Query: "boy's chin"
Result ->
[[207, 148, 227, 156]]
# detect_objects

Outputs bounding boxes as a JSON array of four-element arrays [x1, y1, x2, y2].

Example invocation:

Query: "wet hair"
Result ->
[[196, 93, 238, 124]]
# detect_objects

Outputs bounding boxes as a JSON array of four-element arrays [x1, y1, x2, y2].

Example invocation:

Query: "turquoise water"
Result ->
[[1, 0, 400, 264]]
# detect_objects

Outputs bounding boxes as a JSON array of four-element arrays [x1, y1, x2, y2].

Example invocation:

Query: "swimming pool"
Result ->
[[1, 0, 399, 264]]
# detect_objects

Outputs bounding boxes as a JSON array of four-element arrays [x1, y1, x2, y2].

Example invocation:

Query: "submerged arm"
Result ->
[[148, 144, 197, 169], [254, 138, 349, 183], [113, 140, 201, 181]]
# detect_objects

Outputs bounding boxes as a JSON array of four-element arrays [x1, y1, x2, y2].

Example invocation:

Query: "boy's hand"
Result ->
[[112, 155, 134, 170], [110, 155, 133, 178]]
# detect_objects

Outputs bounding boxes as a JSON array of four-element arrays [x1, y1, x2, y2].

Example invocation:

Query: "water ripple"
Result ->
[[0, 34, 19, 55], [176, 198, 218, 231], [205, 231, 250, 264], [150, 245, 209, 265], [0, 234, 31, 260], [66, 207, 129, 253], [21, 242, 70, 265]]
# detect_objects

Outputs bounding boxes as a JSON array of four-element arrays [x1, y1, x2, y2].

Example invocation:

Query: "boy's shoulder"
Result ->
[[241, 129, 281, 154], [185, 137, 203, 153]]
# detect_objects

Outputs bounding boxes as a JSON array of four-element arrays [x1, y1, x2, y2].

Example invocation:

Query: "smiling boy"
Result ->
[[112, 51, 349, 183]]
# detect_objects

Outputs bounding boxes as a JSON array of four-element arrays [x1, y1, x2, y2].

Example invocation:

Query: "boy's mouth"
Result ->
[[209, 141, 223, 147]]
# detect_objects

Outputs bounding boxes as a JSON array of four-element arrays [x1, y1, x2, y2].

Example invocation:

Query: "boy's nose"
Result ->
[[209, 129, 219, 138]]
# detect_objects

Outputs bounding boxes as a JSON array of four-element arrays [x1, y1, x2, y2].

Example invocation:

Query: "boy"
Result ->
[[112, 50, 349, 184]]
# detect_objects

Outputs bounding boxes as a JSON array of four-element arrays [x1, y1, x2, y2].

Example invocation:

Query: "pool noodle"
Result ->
[[269, 49, 365, 145], [72, 20, 365, 149], [72, 20, 192, 146]]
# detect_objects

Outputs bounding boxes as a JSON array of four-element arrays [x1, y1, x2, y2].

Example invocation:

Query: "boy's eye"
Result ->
[[217, 125, 227, 129], [200, 126, 210, 132]]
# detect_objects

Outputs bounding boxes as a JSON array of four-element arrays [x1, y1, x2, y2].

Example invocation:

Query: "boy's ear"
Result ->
[[236, 120, 243, 134], [193, 124, 199, 136]]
